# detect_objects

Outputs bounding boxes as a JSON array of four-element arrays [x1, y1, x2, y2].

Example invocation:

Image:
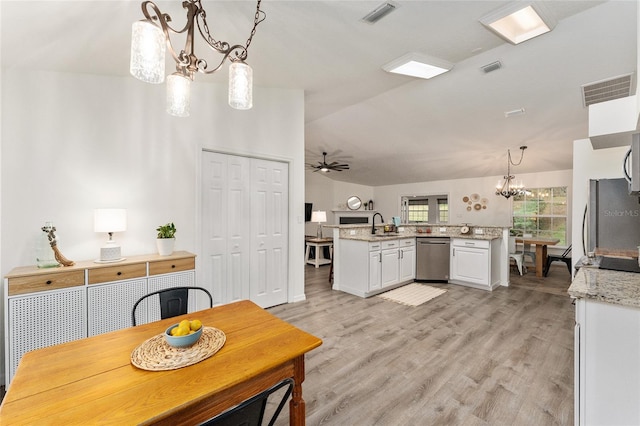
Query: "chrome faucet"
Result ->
[[372, 213, 384, 234]]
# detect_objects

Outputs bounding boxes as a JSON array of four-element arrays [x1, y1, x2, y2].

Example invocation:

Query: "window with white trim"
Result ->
[[512, 187, 568, 246], [401, 195, 449, 223]]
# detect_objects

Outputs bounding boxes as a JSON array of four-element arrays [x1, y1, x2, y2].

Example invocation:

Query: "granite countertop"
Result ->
[[569, 267, 640, 310], [449, 234, 501, 241], [341, 233, 501, 242], [342, 234, 414, 242]]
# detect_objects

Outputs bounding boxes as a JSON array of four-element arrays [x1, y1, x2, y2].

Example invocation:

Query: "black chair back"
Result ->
[[131, 286, 213, 326]]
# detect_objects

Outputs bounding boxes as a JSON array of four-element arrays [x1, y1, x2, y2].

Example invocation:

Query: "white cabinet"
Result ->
[[368, 246, 382, 292], [7, 286, 86, 384], [380, 241, 400, 288], [399, 238, 416, 282], [338, 238, 414, 298], [4, 251, 196, 384], [574, 298, 640, 425], [450, 238, 500, 290]]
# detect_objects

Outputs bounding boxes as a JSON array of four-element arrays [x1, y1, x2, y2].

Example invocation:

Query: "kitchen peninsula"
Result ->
[[327, 223, 510, 297]]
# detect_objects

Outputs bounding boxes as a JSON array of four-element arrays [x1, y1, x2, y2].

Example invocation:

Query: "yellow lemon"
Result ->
[[179, 319, 190, 329], [190, 319, 202, 331], [170, 326, 181, 336]]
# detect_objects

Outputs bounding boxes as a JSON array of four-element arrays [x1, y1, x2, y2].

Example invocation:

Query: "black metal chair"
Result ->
[[544, 245, 572, 277], [131, 286, 213, 326], [201, 378, 294, 426]]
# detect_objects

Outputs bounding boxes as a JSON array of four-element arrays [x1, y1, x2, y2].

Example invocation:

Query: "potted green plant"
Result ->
[[156, 222, 176, 256]]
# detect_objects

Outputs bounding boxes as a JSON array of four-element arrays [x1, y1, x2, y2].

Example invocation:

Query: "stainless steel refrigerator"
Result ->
[[588, 178, 640, 252]]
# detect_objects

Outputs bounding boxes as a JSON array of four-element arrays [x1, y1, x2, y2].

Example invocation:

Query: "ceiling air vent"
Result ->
[[581, 73, 634, 108], [481, 61, 502, 74], [362, 2, 398, 24]]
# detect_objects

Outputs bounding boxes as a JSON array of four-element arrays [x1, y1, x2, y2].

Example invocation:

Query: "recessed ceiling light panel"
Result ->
[[383, 53, 453, 79], [480, 2, 556, 45]]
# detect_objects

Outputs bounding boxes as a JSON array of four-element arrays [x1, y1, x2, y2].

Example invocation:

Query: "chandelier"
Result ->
[[495, 146, 527, 199], [130, 0, 265, 117]]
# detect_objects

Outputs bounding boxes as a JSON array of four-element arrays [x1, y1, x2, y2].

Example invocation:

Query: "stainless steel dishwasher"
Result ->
[[416, 237, 450, 282]]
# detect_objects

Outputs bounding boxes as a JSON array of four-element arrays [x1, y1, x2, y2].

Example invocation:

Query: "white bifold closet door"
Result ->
[[201, 151, 288, 308]]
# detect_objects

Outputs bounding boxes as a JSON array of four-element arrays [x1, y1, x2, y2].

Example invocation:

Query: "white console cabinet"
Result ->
[[4, 251, 196, 384], [338, 238, 414, 298]]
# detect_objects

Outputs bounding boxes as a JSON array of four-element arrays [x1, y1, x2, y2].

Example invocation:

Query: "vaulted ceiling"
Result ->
[[2, 1, 636, 186]]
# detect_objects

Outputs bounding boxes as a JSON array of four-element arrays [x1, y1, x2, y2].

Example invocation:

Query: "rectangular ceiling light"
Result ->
[[480, 2, 556, 45], [383, 52, 453, 80]]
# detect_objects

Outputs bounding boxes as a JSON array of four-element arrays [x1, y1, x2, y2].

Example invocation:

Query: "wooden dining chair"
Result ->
[[131, 286, 213, 326], [201, 378, 293, 426]]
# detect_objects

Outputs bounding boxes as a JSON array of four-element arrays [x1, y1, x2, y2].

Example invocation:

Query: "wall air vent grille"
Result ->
[[481, 61, 502, 73], [582, 73, 634, 108], [362, 2, 397, 24]]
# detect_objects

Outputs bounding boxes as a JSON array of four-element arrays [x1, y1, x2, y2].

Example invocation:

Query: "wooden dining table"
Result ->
[[0, 300, 322, 425], [516, 237, 560, 277]]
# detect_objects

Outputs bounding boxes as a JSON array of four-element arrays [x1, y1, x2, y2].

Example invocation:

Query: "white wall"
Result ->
[[305, 171, 373, 235], [0, 70, 305, 385], [572, 139, 630, 263]]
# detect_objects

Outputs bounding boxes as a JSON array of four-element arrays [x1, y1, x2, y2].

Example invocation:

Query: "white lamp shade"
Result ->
[[94, 209, 127, 233], [130, 20, 166, 84], [310, 211, 327, 224], [166, 73, 191, 117], [229, 62, 253, 110]]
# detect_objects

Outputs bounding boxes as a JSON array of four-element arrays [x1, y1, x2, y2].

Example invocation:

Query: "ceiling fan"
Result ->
[[307, 152, 350, 172]]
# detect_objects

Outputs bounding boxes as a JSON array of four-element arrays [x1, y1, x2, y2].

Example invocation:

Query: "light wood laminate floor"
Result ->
[[267, 263, 575, 425]]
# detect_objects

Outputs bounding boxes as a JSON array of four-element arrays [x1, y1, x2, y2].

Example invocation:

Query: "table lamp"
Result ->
[[310, 210, 327, 239], [94, 209, 127, 262]]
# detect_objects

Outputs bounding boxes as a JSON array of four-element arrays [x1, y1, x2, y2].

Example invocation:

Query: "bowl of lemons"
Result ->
[[165, 319, 203, 348]]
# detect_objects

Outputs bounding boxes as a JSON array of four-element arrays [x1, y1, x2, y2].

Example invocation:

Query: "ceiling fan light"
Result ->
[[229, 62, 253, 110], [130, 20, 166, 84]]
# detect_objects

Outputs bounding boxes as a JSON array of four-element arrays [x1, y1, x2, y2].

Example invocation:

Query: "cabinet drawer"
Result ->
[[400, 238, 416, 247], [452, 238, 489, 249], [149, 257, 195, 276], [369, 242, 382, 251], [382, 240, 399, 250], [88, 263, 146, 285], [8, 270, 85, 296]]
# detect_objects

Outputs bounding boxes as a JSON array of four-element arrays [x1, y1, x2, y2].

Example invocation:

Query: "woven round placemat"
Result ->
[[131, 326, 226, 371]]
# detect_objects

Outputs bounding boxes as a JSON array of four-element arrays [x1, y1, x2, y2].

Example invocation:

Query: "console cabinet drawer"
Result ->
[[88, 263, 147, 284], [8, 270, 85, 296], [149, 257, 195, 276]]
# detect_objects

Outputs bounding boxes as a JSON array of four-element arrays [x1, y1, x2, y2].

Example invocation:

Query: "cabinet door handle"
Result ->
[[171, 264, 176, 269], [379, 253, 382, 263], [46, 280, 52, 285], [117, 272, 122, 276], [452, 248, 455, 256]]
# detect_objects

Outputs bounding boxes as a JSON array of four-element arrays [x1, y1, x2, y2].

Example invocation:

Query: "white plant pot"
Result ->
[[157, 238, 175, 256]]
